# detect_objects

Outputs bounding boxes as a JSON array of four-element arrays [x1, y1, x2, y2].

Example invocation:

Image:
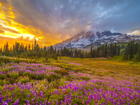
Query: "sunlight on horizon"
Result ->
[[0, 2, 45, 47]]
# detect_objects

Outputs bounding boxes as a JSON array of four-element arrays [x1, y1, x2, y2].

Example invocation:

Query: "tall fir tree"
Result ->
[[29, 44, 30, 51], [104, 43, 107, 58], [90, 45, 93, 58]]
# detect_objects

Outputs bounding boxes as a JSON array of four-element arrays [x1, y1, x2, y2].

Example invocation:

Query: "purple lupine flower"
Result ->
[[2, 101, 8, 105], [31, 99, 35, 103], [13, 99, 19, 105], [5, 95, 8, 99], [40, 101, 43, 105], [48, 102, 51, 105], [35, 102, 38, 105], [40, 91, 43, 98], [68, 99, 71, 104], [56, 100, 59, 105], [45, 100, 47, 104], [0, 97, 3, 103], [6, 99, 10, 103], [12, 93, 15, 98], [60, 100, 63, 105], [86, 99, 90, 104], [26, 100, 30, 104]]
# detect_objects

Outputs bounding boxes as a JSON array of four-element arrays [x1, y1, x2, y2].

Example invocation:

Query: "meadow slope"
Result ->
[[0, 56, 140, 105]]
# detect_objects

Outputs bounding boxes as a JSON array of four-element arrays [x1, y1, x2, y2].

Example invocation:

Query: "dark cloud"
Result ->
[[95, 0, 140, 33], [1, 0, 140, 44]]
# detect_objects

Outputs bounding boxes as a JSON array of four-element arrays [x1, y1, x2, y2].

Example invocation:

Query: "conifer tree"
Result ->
[[102, 45, 104, 57], [117, 45, 120, 55], [54, 48, 56, 54], [95, 49, 97, 58], [57, 50, 59, 56], [85, 52, 88, 58], [92, 49, 95, 58], [134, 46, 140, 61], [49, 45, 54, 55], [74, 48, 77, 58], [104, 43, 107, 58], [5, 42, 9, 54], [29, 44, 30, 51], [90, 45, 92, 58], [32, 44, 34, 51], [114, 43, 117, 55], [44, 46, 46, 51], [34, 39, 37, 51], [123, 43, 130, 60], [110, 43, 113, 57], [54, 53, 58, 60]]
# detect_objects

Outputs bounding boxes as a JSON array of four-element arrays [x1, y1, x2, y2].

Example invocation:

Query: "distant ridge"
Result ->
[[54, 31, 140, 49]]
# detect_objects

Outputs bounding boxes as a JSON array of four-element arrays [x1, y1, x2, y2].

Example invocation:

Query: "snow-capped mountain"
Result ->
[[54, 31, 140, 49], [55, 31, 97, 49]]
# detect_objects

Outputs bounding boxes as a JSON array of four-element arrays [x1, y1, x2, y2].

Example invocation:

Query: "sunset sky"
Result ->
[[0, 0, 140, 47]]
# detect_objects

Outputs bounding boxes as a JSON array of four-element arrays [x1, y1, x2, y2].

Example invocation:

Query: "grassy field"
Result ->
[[0, 56, 140, 105], [59, 56, 140, 81]]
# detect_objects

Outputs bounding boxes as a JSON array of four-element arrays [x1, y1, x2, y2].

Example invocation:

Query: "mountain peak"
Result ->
[[54, 31, 140, 49]]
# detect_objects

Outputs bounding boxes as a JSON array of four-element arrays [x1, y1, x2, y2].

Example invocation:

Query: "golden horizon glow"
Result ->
[[0, 1, 72, 48], [0, 2, 47, 48]]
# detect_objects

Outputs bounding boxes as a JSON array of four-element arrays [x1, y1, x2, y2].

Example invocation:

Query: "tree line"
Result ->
[[0, 40, 58, 60], [89, 43, 120, 58], [0, 39, 122, 59], [123, 40, 140, 61], [1, 39, 139, 61]]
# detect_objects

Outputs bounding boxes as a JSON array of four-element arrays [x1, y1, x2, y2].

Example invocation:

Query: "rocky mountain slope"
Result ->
[[54, 31, 140, 49]]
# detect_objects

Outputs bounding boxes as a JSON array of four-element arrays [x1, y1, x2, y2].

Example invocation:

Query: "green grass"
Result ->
[[108, 55, 123, 61], [57, 56, 140, 81], [1, 55, 140, 82]]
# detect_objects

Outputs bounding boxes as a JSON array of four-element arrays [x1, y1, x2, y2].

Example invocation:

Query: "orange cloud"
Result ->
[[0, 1, 83, 46], [0, 35, 48, 49], [0, 25, 20, 34], [0, 29, 4, 34], [0, 1, 87, 47], [0, 2, 44, 46]]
